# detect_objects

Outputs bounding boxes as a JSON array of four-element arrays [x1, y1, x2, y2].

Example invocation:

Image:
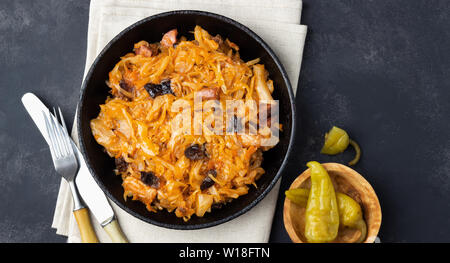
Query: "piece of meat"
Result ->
[[160, 29, 178, 47], [134, 43, 159, 57], [196, 87, 219, 100], [212, 34, 223, 45], [135, 45, 152, 57], [212, 34, 234, 54]]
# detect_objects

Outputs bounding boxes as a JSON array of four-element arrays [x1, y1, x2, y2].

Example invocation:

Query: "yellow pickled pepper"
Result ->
[[285, 188, 368, 243], [304, 161, 340, 243], [285, 188, 309, 206], [336, 193, 367, 243], [321, 126, 350, 155], [321, 126, 361, 166]]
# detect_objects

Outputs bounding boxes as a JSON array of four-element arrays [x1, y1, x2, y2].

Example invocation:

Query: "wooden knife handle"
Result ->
[[73, 208, 99, 243], [103, 219, 128, 243]]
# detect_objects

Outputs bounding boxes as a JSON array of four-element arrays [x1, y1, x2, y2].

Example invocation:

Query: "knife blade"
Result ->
[[21, 92, 128, 243]]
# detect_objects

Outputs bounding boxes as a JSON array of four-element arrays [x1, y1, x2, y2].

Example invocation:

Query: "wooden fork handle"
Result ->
[[73, 208, 99, 243]]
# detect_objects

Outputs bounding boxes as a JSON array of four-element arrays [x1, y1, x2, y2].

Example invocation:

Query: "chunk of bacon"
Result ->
[[134, 41, 159, 57], [160, 29, 178, 47], [196, 87, 219, 100], [135, 45, 152, 57]]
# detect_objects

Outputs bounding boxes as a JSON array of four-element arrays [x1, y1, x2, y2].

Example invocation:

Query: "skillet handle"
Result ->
[[103, 218, 128, 243]]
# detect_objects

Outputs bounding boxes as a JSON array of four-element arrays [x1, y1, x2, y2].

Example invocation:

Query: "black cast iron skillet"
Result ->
[[78, 10, 296, 230]]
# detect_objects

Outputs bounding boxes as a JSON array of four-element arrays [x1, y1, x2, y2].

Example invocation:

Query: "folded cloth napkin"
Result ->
[[52, 0, 307, 243]]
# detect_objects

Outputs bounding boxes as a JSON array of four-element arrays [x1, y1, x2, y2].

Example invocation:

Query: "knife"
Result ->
[[21, 93, 128, 243]]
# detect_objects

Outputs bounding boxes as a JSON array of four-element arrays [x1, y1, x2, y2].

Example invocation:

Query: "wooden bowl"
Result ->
[[283, 163, 382, 243]]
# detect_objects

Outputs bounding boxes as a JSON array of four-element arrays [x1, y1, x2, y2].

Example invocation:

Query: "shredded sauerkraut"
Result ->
[[90, 26, 279, 221]]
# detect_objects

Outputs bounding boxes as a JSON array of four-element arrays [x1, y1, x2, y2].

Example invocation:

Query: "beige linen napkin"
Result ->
[[52, 0, 307, 243]]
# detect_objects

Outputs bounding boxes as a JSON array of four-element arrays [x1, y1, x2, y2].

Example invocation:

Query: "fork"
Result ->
[[43, 108, 99, 243]]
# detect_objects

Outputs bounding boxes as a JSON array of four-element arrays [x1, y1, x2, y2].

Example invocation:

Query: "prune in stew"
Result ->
[[115, 157, 128, 173], [119, 79, 134, 93], [140, 171, 160, 188], [144, 79, 174, 98], [184, 144, 207, 160], [200, 170, 217, 190]]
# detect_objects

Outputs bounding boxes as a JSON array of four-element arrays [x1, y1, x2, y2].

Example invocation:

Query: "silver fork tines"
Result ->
[[42, 108, 79, 181]]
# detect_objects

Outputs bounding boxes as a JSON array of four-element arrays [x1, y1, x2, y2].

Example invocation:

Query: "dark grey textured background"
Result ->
[[0, 0, 449, 242]]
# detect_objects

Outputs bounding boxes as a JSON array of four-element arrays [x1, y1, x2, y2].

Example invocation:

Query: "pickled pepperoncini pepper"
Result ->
[[337, 192, 367, 243], [321, 126, 361, 166], [285, 188, 367, 243], [285, 188, 309, 207], [304, 161, 340, 243]]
